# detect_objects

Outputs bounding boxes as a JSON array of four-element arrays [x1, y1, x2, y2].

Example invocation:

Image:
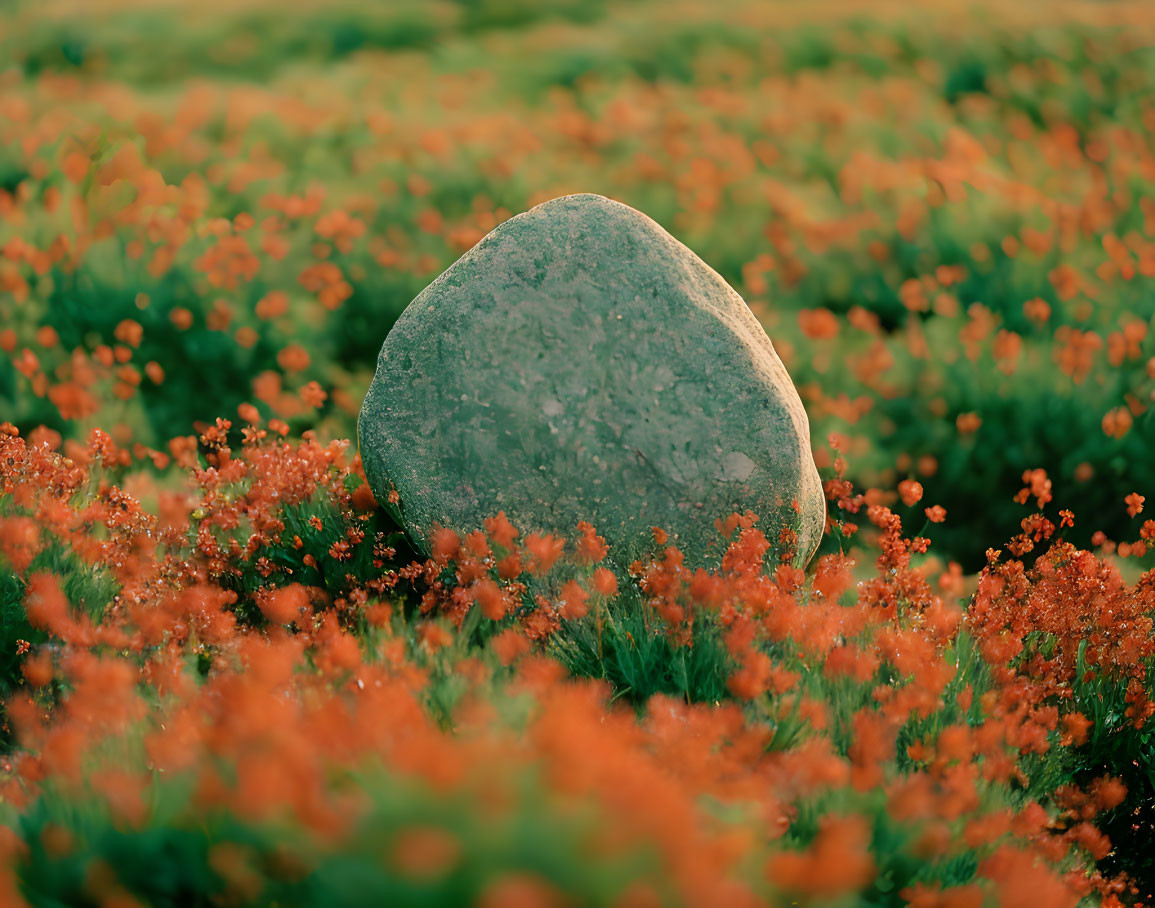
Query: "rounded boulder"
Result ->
[[358, 193, 825, 568]]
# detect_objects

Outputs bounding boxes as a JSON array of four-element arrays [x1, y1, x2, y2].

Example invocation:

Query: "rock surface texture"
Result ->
[[359, 193, 825, 568]]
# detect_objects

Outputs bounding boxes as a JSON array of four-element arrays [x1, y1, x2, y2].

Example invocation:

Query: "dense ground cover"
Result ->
[[2, 0, 1155, 904]]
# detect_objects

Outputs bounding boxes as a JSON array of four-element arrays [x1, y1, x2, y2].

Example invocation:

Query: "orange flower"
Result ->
[[277, 345, 311, 373], [524, 533, 564, 575], [955, 412, 981, 435], [170, 307, 194, 330], [898, 479, 923, 507], [300, 381, 327, 408], [1102, 406, 1132, 439], [0, 516, 41, 573], [1023, 298, 1051, 323], [390, 826, 460, 880], [491, 628, 531, 666], [977, 847, 1078, 908], [574, 521, 608, 564], [766, 815, 875, 897], [255, 291, 289, 320], [798, 307, 839, 340], [557, 579, 589, 620], [496, 552, 523, 580], [591, 567, 618, 597], [472, 578, 510, 621], [478, 873, 564, 908], [259, 584, 308, 625], [483, 511, 519, 549], [418, 622, 453, 651], [61, 150, 89, 184], [430, 527, 460, 563], [114, 319, 143, 348], [1014, 469, 1053, 508]]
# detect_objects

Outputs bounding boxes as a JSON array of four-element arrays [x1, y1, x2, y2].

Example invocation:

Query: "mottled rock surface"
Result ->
[[358, 193, 824, 568]]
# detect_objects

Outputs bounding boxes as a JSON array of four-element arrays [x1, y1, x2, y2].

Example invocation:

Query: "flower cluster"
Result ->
[[1, 428, 1153, 905]]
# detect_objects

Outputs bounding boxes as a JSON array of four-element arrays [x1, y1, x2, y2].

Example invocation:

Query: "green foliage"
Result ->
[[11, 770, 650, 908], [549, 586, 734, 706]]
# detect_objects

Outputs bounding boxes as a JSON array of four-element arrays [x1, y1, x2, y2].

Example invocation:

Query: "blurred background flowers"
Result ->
[[3, 0, 1155, 568]]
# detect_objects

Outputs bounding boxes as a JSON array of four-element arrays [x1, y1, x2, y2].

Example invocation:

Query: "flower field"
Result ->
[[2, 0, 1155, 904]]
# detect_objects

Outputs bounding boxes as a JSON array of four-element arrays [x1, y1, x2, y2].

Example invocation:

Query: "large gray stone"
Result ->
[[358, 194, 824, 569]]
